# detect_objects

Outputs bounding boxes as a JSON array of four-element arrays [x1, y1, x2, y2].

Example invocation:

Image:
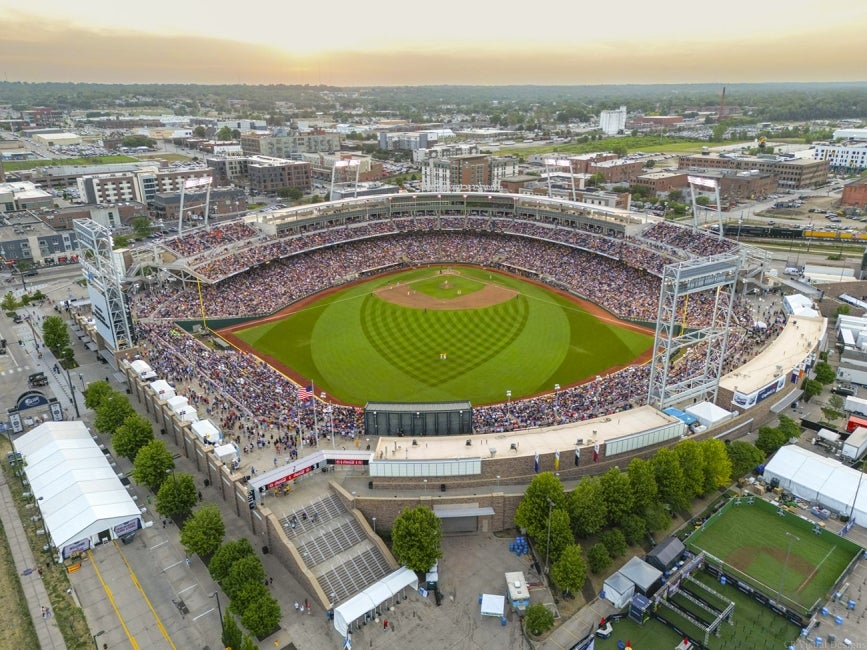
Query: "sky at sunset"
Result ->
[[1, 1, 866, 85]]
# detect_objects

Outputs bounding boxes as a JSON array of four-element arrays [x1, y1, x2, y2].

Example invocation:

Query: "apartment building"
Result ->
[[205, 155, 249, 186], [247, 156, 311, 194], [77, 167, 213, 204], [298, 153, 382, 182], [0, 181, 54, 212], [37, 202, 146, 231], [241, 129, 340, 158], [812, 142, 867, 173], [0, 212, 77, 265], [422, 154, 518, 192], [413, 143, 480, 164], [677, 153, 829, 189]]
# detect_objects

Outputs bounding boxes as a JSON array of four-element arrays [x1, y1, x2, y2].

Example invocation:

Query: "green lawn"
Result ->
[[497, 136, 754, 158], [686, 499, 861, 613], [231, 266, 653, 405], [1, 155, 138, 171]]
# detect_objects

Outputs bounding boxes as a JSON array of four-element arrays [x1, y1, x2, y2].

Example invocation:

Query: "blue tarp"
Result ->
[[663, 407, 698, 426]]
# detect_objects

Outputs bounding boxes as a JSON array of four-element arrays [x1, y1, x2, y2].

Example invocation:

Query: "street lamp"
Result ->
[[506, 390, 512, 416], [372, 517, 377, 534], [777, 532, 800, 603], [210, 592, 224, 630], [64, 368, 81, 419], [423, 479, 428, 494], [92, 630, 104, 648], [554, 384, 560, 422], [545, 499, 555, 578]]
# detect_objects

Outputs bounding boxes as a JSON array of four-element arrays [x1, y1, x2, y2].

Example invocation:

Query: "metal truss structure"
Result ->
[[73, 219, 134, 351], [647, 252, 741, 409]]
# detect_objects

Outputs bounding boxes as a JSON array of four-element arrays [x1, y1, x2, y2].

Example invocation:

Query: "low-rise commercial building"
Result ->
[[152, 187, 247, 222], [841, 179, 867, 210], [36, 202, 146, 231], [632, 171, 690, 194], [0, 181, 54, 212], [0, 211, 77, 265], [677, 153, 829, 189]]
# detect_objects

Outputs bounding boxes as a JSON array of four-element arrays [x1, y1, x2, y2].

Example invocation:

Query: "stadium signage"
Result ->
[[114, 517, 141, 537], [266, 464, 314, 489], [732, 374, 786, 410], [330, 458, 366, 466]]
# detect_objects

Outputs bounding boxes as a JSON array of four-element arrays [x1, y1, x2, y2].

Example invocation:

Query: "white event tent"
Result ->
[[333, 567, 417, 636], [14, 421, 143, 561], [763, 445, 867, 525]]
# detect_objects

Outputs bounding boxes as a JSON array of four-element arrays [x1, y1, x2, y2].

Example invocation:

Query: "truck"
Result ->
[[842, 426, 867, 462], [844, 395, 867, 417]]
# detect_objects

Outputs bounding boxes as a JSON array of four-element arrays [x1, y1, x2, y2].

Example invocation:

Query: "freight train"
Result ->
[[716, 224, 867, 241]]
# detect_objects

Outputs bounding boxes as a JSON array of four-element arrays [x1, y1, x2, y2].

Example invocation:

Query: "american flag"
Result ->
[[298, 385, 313, 401]]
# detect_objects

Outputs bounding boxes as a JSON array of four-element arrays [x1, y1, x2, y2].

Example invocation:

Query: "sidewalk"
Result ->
[[0, 470, 68, 650]]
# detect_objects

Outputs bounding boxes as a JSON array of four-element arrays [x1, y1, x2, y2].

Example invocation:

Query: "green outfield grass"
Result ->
[[231, 266, 653, 405], [686, 498, 861, 613]]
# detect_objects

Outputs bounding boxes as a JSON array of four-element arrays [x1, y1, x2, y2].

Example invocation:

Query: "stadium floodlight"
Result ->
[[331, 159, 362, 200], [687, 175, 722, 235], [544, 158, 576, 202], [178, 176, 213, 234]]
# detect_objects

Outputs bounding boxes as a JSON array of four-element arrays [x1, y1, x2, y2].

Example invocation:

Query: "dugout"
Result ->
[[364, 401, 472, 436]]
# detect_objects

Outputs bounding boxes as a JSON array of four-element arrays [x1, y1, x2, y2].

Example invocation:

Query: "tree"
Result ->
[[814, 361, 836, 385], [524, 602, 554, 636], [93, 391, 135, 435], [778, 415, 802, 441], [627, 457, 658, 514], [695, 195, 712, 206], [698, 438, 732, 493], [222, 610, 244, 650], [821, 395, 845, 425], [155, 472, 198, 521], [587, 172, 606, 187], [550, 544, 587, 597], [216, 126, 234, 141], [2, 292, 17, 311], [121, 134, 156, 149], [230, 580, 269, 617], [620, 513, 647, 546], [209, 538, 255, 583], [223, 554, 266, 600], [84, 380, 113, 410], [41, 316, 70, 354], [668, 189, 684, 203], [599, 467, 634, 525], [643, 502, 671, 532], [113, 412, 154, 460], [515, 473, 566, 540], [652, 447, 689, 512], [600, 529, 627, 558], [803, 378, 823, 402], [726, 440, 764, 478], [391, 506, 442, 572], [587, 542, 612, 574], [132, 439, 175, 493], [241, 593, 281, 638], [131, 216, 152, 238], [180, 504, 225, 558], [193, 125, 207, 138], [673, 439, 706, 498], [756, 425, 787, 456], [547, 509, 574, 566], [567, 476, 607, 538]]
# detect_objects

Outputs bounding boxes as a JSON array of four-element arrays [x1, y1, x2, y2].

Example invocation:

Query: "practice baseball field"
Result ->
[[227, 265, 654, 405]]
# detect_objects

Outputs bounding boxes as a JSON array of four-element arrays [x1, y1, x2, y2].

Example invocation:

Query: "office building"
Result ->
[[677, 153, 829, 189]]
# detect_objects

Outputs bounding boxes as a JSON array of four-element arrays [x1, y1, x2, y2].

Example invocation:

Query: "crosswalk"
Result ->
[[0, 365, 33, 377]]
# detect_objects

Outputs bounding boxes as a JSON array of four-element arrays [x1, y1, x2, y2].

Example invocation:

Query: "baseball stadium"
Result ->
[[100, 192, 847, 645]]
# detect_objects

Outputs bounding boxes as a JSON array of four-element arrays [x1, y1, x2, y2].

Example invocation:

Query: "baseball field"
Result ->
[[227, 265, 654, 405], [685, 497, 861, 613]]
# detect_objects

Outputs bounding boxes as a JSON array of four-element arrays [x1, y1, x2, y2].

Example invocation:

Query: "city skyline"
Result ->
[[1, 1, 866, 86]]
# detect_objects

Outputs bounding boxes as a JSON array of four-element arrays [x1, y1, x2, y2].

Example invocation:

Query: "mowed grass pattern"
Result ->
[[686, 498, 861, 611], [234, 266, 653, 405]]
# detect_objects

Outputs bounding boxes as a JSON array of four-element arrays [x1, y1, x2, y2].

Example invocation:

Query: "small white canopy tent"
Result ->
[[783, 294, 819, 318], [148, 379, 175, 400], [603, 571, 635, 609], [617, 556, 663, 595], [333, 567, 417, 636], [685, 401, 733, 428], [480, 593, 505, 618], [129, 359, 156, 381], [191, 419, 221, 445], [14, 421, 142, 561], [764, 445, 867, 524], [166, 395, 189, 414]]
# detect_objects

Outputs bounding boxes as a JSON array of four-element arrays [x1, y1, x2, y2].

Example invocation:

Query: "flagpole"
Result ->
[[312, 382, 319, 447]]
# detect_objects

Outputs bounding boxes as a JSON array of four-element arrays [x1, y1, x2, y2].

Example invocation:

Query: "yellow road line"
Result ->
[[87, 549, 140, 650], [113, 540, 178, 650]]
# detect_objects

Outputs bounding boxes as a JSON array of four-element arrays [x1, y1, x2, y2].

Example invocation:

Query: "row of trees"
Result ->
[[209, 538, 281, 640], [514, 437, 751, 597], [84, 380, 279, 639]]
